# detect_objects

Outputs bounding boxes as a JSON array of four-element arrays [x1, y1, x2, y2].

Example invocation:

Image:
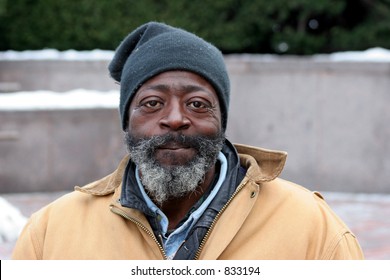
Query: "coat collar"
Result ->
[[235, 143, 287, 183], [75, 143, 287, 196]]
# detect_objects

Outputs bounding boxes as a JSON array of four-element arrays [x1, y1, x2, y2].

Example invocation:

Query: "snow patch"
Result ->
[[317, 47, 390, 62], [0, 89, 119, 110], [0, 49, 114, 61], [1, 47, 390, 62], [0, 197, 27, 244]]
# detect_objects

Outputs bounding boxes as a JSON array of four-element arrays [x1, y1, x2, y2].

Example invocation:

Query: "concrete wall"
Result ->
[[0, 57, 389, 193], [225, 56, 390, 193], [0, 109, 126, 193]]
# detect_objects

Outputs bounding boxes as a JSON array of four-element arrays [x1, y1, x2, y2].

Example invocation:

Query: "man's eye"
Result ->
[[144, 100, 161, 108], [188, 101, 207, 109]]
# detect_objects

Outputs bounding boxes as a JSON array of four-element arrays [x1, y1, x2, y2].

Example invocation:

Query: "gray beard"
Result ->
[[125, 132, 225, 205]]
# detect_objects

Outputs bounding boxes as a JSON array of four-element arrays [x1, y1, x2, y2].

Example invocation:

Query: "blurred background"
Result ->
[[1, 0, 390, 54], [0, 0, 389, 259]]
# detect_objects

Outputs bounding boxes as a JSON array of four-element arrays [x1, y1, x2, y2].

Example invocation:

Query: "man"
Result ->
[[12, 22, 364, 259]]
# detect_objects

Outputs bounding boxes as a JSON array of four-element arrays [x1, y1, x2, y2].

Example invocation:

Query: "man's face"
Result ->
[[125, 71, 224, 204], [127, 70, 222, 165]]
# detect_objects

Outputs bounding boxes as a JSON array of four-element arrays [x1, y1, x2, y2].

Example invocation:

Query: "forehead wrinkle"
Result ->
[[139, 83, 215, 97]]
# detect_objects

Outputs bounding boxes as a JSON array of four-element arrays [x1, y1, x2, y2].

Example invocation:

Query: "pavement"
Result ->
[[0, 190, 389, 260]]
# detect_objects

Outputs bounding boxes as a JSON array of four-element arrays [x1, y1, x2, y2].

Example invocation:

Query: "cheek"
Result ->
[[200, 108, 222, 133], [127, 110, 155, 136], [191, 116, 222, 137]]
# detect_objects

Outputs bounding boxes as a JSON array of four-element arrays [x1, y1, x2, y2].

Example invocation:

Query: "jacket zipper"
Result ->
[[110, 205, 167, 260], [194, 179, 250, 260]]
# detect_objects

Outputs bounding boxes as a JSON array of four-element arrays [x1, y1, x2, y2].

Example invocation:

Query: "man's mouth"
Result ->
[[159, 147, 189, 151], [158, 142, 191, 150]]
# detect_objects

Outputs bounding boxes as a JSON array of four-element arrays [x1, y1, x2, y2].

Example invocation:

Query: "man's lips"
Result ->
[[158, 143, 191, 150]]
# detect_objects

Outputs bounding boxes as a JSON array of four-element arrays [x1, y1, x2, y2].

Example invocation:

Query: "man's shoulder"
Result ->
[[262, 177, 322, 202], [260, 177, 345, 226], [74, 155, 130, 196], [29, 155, 130, 220]]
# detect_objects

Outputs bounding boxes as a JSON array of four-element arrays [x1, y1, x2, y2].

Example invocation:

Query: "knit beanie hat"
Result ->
[[108, 21, 230, 131]]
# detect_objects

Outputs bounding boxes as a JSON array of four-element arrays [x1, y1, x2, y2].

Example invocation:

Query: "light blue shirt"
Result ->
[[135, 152, 228, 259]]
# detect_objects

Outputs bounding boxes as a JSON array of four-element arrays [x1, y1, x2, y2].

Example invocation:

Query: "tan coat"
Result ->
[[12, 144, 364, 260]]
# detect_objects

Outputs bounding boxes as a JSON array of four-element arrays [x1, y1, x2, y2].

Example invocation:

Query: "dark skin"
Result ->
[[127, 70, 222, 230]]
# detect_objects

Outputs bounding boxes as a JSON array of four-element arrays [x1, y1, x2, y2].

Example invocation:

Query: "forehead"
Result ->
[[136, 70, 218, 96]]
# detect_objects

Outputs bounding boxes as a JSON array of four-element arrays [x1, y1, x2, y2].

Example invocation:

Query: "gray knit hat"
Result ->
[[108, 22, 230, 131]]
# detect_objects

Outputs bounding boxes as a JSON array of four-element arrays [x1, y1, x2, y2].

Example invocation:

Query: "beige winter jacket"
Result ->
[[12, 144, 364, 260]]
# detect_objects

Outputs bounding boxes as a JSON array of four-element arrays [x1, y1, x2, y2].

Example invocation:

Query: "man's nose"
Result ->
[[159, 103, 191, 131]]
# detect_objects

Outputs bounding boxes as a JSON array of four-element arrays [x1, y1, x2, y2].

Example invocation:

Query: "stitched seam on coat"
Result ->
[[30, 215, 43, 259], [321, 229, 351, 259]]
